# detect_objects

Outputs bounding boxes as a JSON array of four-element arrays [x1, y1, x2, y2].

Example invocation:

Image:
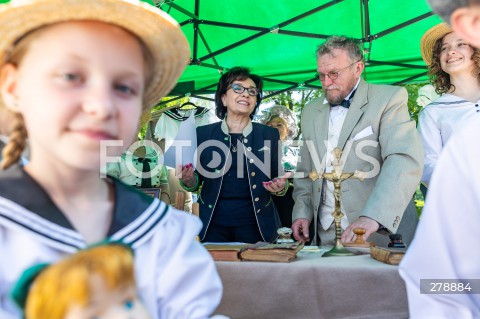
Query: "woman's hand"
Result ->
[[176, 163, 195, 188], [262, 172, 292, 193]]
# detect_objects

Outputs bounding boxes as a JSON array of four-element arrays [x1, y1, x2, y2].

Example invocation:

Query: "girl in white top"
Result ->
[[0, 1, 222, 318], [419, 23, 480, 186]]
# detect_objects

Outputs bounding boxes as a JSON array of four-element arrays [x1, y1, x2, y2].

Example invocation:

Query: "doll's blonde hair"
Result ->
[[25, 244, 136, 319], [0, 23, 155, 170]]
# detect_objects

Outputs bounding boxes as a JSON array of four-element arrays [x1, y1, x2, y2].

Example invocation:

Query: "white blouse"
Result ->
[[418, 93, 480, 185]]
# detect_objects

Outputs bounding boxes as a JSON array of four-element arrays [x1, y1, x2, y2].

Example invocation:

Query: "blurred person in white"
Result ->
[[399, 0, 480, 317]]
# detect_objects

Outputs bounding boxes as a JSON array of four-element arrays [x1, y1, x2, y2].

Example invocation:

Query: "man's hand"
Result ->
[[292, 218, 310, 243], [341, 216, 379, 243]]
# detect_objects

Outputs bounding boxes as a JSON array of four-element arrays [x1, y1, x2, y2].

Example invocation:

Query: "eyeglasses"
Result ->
[[227, 83, 259, 96], [315, 61, 359, 81]]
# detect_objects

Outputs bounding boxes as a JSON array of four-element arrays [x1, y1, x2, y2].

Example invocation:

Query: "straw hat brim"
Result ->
[[420, 23, 453, 65], [0, 0, 190, 109]]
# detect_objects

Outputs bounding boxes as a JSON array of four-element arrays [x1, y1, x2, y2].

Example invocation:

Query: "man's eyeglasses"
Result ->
[[227, 83, 259, 96], [315, 61, 359, 81]]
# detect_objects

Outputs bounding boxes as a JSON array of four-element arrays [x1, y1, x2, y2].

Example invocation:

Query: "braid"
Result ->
[[1, 113, 28, 170]]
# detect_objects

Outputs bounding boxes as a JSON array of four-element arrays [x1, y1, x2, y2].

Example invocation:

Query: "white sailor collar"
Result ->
[[0, 166, 170, 251], [220, 117, 253, 137]]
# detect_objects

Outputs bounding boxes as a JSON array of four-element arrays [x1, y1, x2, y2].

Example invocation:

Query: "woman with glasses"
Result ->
[[179, 67, 289, 243], [418, 23, 480, 189]]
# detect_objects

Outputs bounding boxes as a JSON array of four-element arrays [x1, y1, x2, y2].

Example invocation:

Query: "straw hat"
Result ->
[[420, 23, 453, 65], [0, 0, 190, 110], [139, 109, 152, 127]]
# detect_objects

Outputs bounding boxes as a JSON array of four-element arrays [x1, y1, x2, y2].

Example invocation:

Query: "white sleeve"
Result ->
[[417, 107, 442, 186], [399, 116, 480, 318], [135, 208, 223, 319]]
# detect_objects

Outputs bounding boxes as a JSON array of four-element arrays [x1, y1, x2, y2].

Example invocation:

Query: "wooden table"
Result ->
[[214, 250, 408, 319]]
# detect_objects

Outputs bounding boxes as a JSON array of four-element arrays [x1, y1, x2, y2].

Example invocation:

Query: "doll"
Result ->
[[12, 243, 151, 319]]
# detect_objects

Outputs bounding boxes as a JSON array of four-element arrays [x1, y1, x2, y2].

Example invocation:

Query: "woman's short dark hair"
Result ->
[[429, 34, 480, 94], [214, 66, 263, 120]]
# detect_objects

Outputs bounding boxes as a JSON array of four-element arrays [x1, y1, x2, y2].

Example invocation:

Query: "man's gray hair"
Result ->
[[315, 36, 364, 63], [427, 0, 478, 23]]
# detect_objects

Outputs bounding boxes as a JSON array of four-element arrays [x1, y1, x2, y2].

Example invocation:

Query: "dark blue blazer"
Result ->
[[192, 120, 283, 242]]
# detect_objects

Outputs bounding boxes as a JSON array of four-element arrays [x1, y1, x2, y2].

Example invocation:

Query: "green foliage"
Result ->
[[403, 83, 426, 125], [262, 89, 323, 137], [403, 83, 428, 216], [414, 185, 425, 218], [264, 89, 323, 114]]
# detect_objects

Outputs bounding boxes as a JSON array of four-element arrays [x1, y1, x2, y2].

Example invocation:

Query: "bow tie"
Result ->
[[331, 99, 351, 108], [330, 88, 357, 109]]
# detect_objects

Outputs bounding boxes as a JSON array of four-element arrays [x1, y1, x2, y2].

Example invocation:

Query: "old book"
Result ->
[[203, 244, 246, 261], [239, 242, 304, 262], [370, 246, 406, 265]]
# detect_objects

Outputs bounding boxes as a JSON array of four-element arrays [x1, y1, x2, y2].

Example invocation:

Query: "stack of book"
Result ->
[[203, 242, 304, 262]]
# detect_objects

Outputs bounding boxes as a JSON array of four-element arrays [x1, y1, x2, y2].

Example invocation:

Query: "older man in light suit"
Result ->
[[292, 36, 423, 247]]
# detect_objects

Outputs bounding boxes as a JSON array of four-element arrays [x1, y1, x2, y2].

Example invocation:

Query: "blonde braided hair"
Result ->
[[1, 112, 28, 170]]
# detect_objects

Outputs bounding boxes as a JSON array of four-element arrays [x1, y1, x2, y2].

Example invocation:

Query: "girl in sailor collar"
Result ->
[[419, 23, 480, 187], [0, 1, 222, 318]]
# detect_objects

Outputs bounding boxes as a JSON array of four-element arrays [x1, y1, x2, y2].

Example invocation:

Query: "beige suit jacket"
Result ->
[[292, 78, 423, 245]]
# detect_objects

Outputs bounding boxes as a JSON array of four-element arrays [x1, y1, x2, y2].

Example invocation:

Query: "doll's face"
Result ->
[[64, 275, 151, 319], [0, 21, 145, 171]]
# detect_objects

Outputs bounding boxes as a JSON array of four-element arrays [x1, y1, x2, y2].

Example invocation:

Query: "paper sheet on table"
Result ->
[[162, 112, 197, 169]]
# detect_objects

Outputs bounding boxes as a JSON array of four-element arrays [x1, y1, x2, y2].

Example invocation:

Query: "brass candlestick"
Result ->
[[310, 148, 365, 257]]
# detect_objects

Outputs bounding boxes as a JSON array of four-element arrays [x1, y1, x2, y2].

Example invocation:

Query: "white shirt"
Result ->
[[154, 107, 218, 151], [319, 79, 360, 231], [418, 93, 479, 185], [399, 114, 480, 318]]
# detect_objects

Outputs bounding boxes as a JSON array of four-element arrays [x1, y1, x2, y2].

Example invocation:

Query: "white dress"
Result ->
[[418, 93, 480, 185], [154, 107, 219, 152]]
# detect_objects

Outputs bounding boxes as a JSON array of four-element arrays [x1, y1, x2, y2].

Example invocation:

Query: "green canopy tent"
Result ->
[[0, 0, 443, 103], [150, 0, 442, 103]]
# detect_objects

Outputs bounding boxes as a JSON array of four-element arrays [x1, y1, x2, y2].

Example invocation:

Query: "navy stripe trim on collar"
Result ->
[[429, 99, 468, 106], [0, 213, 82, 250], [0, 201, 84, 250], [125, 204, 170, 248], [110, 199, 169, 246], [164, 107, 210, 121]]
